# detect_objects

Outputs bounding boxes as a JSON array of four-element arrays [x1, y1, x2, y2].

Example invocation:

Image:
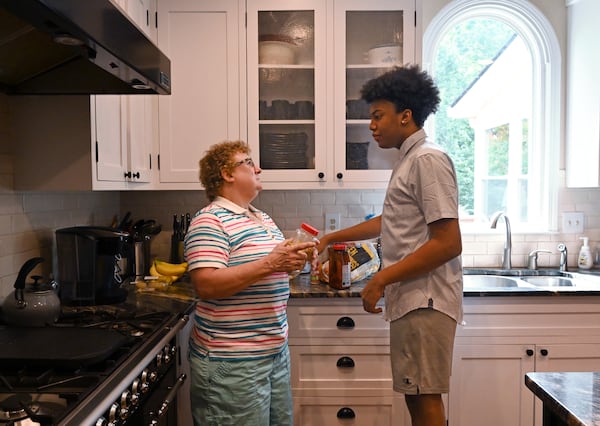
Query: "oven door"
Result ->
[[127, 362, 186, 426]]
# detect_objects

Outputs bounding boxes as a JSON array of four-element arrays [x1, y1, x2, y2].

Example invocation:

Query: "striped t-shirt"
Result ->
[[184, 197, 289, 360]]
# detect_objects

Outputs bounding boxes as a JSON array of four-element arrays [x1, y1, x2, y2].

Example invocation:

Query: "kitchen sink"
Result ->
[[463, 275, 520, 288], [519, 276, 574, 287], [462, 268, 600, 292]]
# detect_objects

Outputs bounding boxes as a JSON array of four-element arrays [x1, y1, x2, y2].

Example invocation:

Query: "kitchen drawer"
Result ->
[[293, 395, 408, 426], [287, 304, 389, 339], [290, 345, 392, 390]]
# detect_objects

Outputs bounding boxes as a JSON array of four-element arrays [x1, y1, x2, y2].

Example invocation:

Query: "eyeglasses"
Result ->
[[231, 157, 255, 169]]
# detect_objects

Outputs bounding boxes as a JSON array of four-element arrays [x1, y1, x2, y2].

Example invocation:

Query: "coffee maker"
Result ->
[[56, 226, 133, 306]]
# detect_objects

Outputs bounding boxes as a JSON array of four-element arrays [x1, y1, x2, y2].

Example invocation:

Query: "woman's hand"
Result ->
[[266, 239, 316, 273]]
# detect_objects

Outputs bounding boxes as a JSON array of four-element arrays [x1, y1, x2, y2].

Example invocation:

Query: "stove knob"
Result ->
[[156, 351, 163, 367], [120, 390, 132, 418], [149, 370, 158, 383], [164, 345, 173, 364], [131, 378, 141, 405], [95, 417, 108, 426], [140, 369, 151, 393], [108, 402, 120, 423]]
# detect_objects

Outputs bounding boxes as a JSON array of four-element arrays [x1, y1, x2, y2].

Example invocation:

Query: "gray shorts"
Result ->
[[390, 308, 457, 395]]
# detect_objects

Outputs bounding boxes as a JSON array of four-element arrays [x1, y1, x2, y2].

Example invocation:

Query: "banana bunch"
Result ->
[[149, 259, 188, 284]]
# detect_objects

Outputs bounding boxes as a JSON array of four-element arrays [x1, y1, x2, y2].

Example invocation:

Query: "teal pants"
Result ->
[[189, 345, 293, 426]]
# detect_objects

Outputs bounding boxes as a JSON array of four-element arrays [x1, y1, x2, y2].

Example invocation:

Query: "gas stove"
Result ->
[[0, 302, 188, 425]]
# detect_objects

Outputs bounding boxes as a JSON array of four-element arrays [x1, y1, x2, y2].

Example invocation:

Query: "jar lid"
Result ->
[[300, 223, 319, 236], [332, 243, 346, 250]]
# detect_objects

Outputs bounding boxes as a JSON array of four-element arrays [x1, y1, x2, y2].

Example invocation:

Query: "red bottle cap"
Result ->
[[332, 243, 346, 250], [301, 223, 319, 236]]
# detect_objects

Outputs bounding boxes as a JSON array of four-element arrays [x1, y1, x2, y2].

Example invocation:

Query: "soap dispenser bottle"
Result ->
[[578, 236, 593, 270]]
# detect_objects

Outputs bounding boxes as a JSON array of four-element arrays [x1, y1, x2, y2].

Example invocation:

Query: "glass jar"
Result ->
[[289, 222, 319, 279], [328, 243, 351, 289]]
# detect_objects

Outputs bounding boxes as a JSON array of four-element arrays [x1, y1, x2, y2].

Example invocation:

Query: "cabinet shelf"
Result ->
[[259, 64, 315, 70]]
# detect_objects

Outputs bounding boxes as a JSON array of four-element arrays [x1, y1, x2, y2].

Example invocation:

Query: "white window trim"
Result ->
[[422, 0, 562, 232]]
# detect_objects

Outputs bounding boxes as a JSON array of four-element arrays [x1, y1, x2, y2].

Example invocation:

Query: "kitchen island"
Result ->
[[525, 372, 600, 426]]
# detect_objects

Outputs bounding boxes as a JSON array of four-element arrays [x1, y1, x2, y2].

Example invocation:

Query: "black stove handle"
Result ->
[[148, 373, 187, 425]]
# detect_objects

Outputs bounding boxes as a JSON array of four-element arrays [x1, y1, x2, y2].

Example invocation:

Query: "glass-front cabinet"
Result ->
[[334, 0, 416, 185], [247, 0, 326, 185], [247, 0, 417, 188]]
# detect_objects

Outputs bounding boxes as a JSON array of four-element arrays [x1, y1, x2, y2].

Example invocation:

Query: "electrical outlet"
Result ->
[[562, 212, 584, 233], [325, 212, 341, 233]]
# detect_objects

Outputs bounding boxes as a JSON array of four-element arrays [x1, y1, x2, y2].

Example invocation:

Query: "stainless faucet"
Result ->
[[528, 249, 552, 270], [490, 211, 511, 269], [557, 243, 568, 272]]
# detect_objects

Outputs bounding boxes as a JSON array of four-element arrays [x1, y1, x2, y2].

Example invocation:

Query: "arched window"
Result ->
[[423, 0, 561, 232]]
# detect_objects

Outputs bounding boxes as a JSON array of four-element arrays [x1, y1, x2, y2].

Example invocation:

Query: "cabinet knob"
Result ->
[[336, 316, 355, 329], [132, 171, 140, 179], [526, 349, 534, 356], [124, 171, 132, 178], [336, 172, 343, 179], [336, 407, 355, 419], [336, 356, 355, 368], [318, 172, 325, 179], [540, 349, 548, 356]]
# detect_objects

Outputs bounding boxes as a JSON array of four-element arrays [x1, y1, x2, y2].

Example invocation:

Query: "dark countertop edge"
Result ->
[[525, 372, 600, 426]]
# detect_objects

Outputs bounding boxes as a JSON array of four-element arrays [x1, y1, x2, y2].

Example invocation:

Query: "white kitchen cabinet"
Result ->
[[448, 296, 600, 426], [565, 0, 600, 187], [92, 95, 156, 189], [247, 0, 418, 189], [287, 298, 411, 426], [156, 0, 244, 188]]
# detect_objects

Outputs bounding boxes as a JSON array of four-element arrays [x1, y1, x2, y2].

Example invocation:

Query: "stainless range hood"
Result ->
[[0, 0, 171, 95]]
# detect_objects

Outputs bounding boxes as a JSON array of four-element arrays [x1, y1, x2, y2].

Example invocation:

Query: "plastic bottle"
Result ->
[[578, 236, 593, 270], [328, 243, 351, 289], [289, 223, 319, 279]]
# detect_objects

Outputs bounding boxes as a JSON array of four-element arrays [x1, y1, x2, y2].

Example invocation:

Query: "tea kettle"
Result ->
[[2, 257, 61, 327]]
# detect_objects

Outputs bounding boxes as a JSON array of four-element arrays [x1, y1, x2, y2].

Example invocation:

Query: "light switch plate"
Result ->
[[562, 212, 584, 233], [325, 212, 341, 233]]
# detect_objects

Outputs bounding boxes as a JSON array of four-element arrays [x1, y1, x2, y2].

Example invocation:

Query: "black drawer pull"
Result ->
[[540, 349, 548, 356], [336, 316, 355, 329], [336, 356, 355, 368], [337, 407, 355, 419], [526, 349, 534, 356]]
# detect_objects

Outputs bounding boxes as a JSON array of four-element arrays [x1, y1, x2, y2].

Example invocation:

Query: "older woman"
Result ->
[[184, 140, 313, 426]]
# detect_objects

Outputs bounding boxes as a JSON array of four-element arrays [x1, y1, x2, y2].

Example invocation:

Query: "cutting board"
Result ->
[[0, 326, 130, 367]]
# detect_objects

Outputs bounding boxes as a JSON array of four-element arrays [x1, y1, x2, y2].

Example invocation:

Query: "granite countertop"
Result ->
[[525, 372, 600, 426], [290, 268, 600, 298]]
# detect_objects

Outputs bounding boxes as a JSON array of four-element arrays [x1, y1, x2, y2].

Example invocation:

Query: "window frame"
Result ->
[[422, 0, 562, 232]]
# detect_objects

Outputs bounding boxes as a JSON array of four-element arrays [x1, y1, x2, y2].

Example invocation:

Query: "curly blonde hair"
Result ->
[[199, 140, 251, 201]]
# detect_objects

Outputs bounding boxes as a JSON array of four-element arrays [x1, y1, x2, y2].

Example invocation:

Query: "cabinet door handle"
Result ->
[[124, 171, 132, 178], [336, 356, 355, 368], [336, 407, 355, 419], [318, 172, 325, 179], [336, 172, 343, 179], [336, 316, 355, 329], [526, 349, 534, 356], [540, 349, 548, 356], [132, 171, 140, 179]]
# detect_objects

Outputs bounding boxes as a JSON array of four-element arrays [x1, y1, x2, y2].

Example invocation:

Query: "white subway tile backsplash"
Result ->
[[335, 191, 362, 205]]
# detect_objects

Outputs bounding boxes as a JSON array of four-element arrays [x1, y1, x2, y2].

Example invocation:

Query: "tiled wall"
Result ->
[[2, 93, 600, 303]]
